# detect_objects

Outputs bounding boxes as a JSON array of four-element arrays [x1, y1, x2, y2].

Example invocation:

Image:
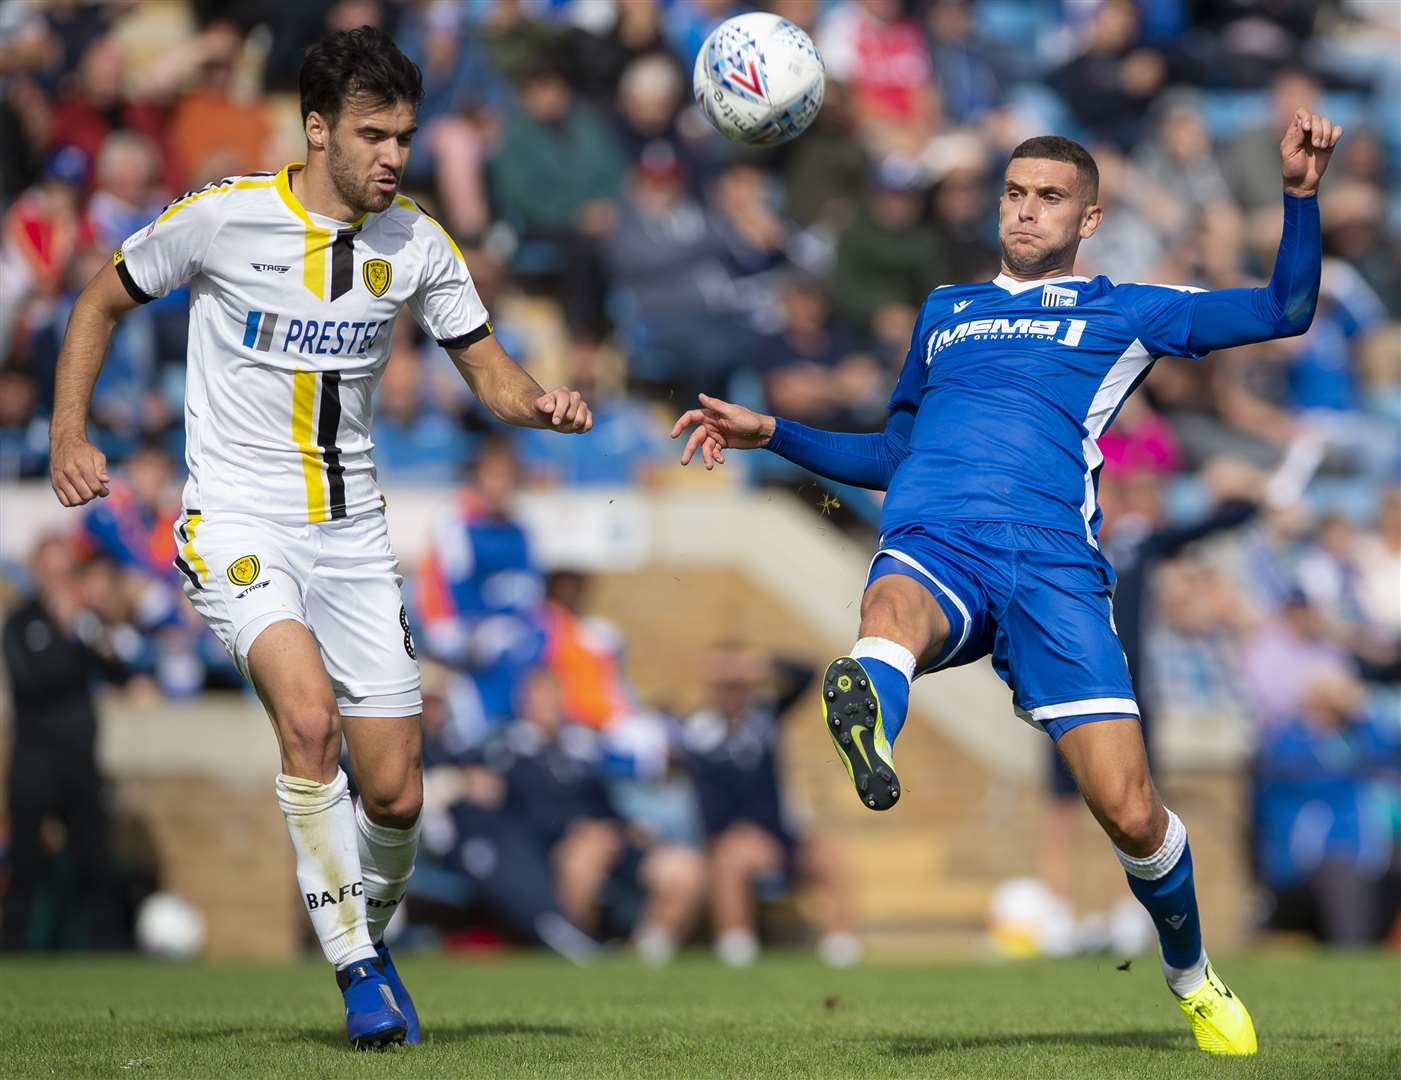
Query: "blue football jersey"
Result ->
[[881, 273, 1204, 545]]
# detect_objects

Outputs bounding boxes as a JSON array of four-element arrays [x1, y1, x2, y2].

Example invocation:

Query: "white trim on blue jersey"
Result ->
[[1078, 338, 1154, 546], [870, 546, 973, 667], [1016, 696, 1141, 722], [991, 273, 1090, 294]]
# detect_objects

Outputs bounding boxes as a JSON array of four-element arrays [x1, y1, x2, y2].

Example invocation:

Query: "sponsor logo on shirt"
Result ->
[[251, 262, 291, 274], [1041, 284, 1078, 307], [241, 309, 384, 356], [926, 317, 1088, 361]]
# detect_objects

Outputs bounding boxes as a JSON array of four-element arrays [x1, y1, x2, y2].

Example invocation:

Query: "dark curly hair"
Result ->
[[1008, 135, 1100, 202], [299, 25, 424, 125]]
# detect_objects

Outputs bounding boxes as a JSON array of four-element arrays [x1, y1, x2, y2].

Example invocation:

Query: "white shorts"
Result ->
[[174, 508, 422, 716]]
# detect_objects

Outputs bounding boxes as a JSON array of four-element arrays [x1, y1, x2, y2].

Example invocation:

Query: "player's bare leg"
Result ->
[[553, 819, 625, 933], [248, 620, 406, 1048], [1057, 718, 1257, 1054], [823, 574, 949, 810]]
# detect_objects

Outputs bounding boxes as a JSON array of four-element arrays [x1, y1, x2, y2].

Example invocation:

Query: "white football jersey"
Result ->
[[115, 162, 491, 523]]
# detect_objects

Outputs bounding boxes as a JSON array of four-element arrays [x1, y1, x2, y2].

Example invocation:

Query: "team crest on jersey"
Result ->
[[227, 555, 261, 587], [1041, 284, 1078, 308], [363, 258, 392, 297]]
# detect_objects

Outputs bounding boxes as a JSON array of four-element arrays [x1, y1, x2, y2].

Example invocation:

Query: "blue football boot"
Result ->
[[336, 958, 407, 1050], [374, 941, 421, 1045]]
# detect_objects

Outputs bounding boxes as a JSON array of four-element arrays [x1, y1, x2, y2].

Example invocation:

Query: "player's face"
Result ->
[[325, 97, 417, 216], [998, 158, 1101, 276]]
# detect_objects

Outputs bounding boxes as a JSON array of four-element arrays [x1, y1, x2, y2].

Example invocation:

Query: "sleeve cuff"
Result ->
[[437, 319, 493, 350], [766, 417, 790, 454], [112, 251, 154, 304]]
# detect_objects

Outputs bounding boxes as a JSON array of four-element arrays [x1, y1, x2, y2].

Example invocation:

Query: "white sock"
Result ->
[[1163, 949, 1209, 997], [275, 769, 376, 969], [850, 636, 916, 682], [355, 799, 420, 945]]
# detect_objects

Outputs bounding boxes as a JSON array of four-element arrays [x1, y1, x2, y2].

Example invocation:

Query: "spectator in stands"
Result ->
[[783, 79, 869, 231], [3, 144, 93, 308], [371, 322, 474, 485], [1241, 588, 1356, 732], [829, 157, 946, 350], [817, 0, 938, 154], [1132, 94, 1236, 234], [1053, 0, 1165, 151], [926, 142, 999, 283], [924, 0, 1002, 125], [0, 368, 48, 479], [682, 643, 860, 967], [489, 54, 626, 332], [48, 35, 174, 192], [600, 144, 762, 398], [570, 0, 680, 111], [758, 274, 886, 435], [415, 437, 546, 738], [490, 668, 705, 962], [1226, 67, 1321, 214], [85, 131, 164, 253], [165, 21, 271, 189], [394, 0, 504, 241], [1322, 179, 1401, 320], [2, 535, 129, 949], [1253, 671, 1401, 944], [515, 334, 669, 487], [610, 52, 690, 173], [539, 569, 633, 731]]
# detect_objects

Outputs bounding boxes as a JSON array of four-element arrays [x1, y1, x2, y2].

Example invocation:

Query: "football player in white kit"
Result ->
[[48, 26, 592, 1049]]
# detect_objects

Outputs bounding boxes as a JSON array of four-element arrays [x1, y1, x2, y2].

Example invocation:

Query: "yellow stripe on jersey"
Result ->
[[156, 177, 275, 224], [291, 370, 329, 522], [275, 163, 369, 301], [394, 194, 466, 264], [181, 513, 209, 582]]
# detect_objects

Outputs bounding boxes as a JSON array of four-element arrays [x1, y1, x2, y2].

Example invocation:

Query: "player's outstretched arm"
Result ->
[[1146, 109, 1342, 358], [671, 393, 914, 490], [49, 261, 143, 506], [447, 334, 592, 433]]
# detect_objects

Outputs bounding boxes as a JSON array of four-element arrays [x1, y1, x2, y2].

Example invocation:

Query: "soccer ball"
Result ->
[[135, 892, 206, 958], [692, 13, 825, 146]]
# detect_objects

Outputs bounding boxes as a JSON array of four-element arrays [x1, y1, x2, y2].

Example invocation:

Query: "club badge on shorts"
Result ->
[[363, 258, 391, 297], [227, 555, 262, 586]]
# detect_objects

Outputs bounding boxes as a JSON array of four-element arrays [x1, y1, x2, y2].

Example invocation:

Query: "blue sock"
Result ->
[[849, 637, 914, 744], [1118, 810, 1203, 971]]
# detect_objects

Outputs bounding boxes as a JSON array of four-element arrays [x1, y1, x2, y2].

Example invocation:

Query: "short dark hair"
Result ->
[[1008, 136, 1099, 201], [299, 25, 423, 125]]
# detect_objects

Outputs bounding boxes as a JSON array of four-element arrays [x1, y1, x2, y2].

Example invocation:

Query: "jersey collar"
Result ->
[[991, 272, 1089, 294], [274, 163, 369, 230]]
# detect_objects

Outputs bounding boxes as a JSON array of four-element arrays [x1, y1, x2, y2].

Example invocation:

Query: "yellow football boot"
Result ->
[[821, 657, 900, 810], [1175, 963, 1258, 1055]]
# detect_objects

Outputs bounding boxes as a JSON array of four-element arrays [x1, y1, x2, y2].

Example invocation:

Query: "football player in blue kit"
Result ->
[[672, 108, 1343, 1054]]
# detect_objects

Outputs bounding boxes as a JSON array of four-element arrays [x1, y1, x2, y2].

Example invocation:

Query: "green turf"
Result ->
[[1, 950, 1397, 1079]]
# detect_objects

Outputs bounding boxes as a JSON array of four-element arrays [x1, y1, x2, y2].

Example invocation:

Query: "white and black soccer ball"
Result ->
[[692, 13, 825, 146]]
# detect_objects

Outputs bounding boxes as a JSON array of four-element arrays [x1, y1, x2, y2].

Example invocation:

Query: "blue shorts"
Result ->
[[866, 520, 1138, 742]]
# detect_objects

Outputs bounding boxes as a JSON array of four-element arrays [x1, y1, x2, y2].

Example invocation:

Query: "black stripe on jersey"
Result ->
[[113, 252, 154, 304], [256, 312, 279, 351], [330, 230, 355, 301], [437, 320, 493, 350], [173, 554, 202, 590], [317, 372, 347, 518]]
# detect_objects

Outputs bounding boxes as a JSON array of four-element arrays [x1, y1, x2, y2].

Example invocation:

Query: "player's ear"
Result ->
[[305, 110, 329, 153], [1080, 201, 1103, 240]]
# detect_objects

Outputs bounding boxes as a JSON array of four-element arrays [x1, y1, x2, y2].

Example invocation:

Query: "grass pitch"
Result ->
[[2, 949, 1397, 1079]]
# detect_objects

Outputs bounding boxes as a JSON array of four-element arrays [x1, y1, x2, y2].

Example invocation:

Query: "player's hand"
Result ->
[[50, 433, 110, 506], [534, 386, 593, 433], [1281, 107, 1342, 196], [671, 393, 775, 470]]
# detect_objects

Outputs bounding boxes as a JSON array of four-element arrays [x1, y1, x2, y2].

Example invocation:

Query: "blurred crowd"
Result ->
[[2, 0, 1398, 951]]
